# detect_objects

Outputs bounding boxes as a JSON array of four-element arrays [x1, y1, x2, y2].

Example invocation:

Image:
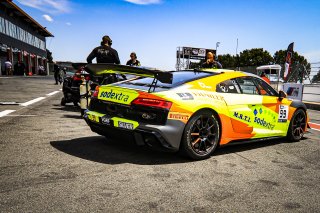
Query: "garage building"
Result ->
[[0, 0, 53, 75]]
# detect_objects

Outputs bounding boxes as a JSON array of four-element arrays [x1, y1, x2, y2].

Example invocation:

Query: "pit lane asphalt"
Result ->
[[0, 76, 319, 212]]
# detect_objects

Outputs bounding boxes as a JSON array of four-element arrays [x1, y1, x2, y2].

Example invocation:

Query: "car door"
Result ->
[[218, 76, 288, 140], [216, 78, 256, 140], [249, 76, 289, 137], [234, 76, 287, 138]]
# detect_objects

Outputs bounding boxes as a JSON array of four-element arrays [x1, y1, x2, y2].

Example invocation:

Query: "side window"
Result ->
[[216, 79, 240, 93], [254, 77, 278, 96], [235, 77, 259, 95]]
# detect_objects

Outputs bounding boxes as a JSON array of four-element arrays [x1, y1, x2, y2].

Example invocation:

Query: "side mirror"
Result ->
[[278, 90, 287, 100]]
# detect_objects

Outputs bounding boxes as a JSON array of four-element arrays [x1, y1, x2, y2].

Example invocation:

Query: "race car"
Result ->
[[83, 64, 309, 160]]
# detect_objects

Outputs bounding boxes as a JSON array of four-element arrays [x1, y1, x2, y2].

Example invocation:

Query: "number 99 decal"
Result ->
[[278, 105, 289, 122]]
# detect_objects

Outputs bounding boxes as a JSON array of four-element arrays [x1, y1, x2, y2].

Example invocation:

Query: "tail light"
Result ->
[[92, 86, 100, 97], [73, 71, 82, 81], [132, 98, 172, 109]]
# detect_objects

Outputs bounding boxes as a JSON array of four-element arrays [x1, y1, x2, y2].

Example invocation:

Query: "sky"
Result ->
[[15, 0, 320, 71]]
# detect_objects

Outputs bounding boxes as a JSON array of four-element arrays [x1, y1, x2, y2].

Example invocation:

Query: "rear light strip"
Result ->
[[132, 98, 172, 109]]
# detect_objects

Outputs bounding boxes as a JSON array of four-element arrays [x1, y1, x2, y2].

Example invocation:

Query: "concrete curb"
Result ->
[[304, 101, 320, 111]]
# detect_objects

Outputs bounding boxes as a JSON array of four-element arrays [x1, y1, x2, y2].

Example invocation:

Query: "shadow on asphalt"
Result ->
[[50, 136, 190, 165], [50, 136, 298, 165], [52, 106, 80, 113], [62, 114, 82, 119]]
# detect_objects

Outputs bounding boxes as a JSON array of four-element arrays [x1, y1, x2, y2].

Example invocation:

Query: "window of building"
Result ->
[[0, 17, 45, 50]]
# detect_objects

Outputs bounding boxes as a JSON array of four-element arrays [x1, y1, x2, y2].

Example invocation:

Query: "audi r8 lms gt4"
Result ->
[[83, 64, 309, 160]]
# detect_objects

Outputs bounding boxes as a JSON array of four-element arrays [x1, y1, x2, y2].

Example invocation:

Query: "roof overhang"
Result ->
[[0, 0, 54, 37], [256, 64, 281, 70]]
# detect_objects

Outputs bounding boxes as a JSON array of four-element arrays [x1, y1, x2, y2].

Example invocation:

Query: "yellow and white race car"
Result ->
[[84, 64, 309, 160]]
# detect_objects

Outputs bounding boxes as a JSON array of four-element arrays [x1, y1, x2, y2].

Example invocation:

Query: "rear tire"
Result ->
[[180, 110, 220, 160], [287, 109, 307, 142]]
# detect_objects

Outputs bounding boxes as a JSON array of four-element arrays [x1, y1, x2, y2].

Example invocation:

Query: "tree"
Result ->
[[274, 50, 311, 82], [238, 48, 274, 67], [273, 50, 310, 69], [312, 70, 320, 83], [218, 54, 237, 68], [46, 49, 53, 63]]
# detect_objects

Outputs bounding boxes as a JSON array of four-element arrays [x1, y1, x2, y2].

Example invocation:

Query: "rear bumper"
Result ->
[[84, 111, 185, 152]]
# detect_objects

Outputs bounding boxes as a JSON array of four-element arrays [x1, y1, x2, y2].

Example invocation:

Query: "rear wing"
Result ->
[[85, 64, 173, 84]]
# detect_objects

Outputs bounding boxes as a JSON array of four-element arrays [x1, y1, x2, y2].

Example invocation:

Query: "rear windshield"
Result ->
[[117, 70, 215, 92]]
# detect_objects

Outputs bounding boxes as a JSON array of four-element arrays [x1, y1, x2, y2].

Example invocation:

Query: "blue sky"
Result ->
[[15, 0, 320, 70]]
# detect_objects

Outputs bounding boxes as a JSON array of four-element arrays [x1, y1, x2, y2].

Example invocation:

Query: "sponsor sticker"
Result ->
[[176, 93, 194, 100], [198, 82, 212, 89], [191, 92, 224, 101], [98, 87, 139, 105], [87, 112, 104, 123], [118, 121, 134, 130], [168, 112, 190, 121], [233, 112, 251, 123]]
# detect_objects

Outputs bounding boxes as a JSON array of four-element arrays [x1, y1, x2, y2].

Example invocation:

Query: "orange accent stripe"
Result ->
[[219, 114, 255, 145]]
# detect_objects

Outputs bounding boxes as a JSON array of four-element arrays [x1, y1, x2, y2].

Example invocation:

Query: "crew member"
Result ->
[[87, 35, 120, 64], [126, 52, 141, 66], [201, 52, 222, 68], [260, 72, 271, 84], [53, 61, 60, 85]]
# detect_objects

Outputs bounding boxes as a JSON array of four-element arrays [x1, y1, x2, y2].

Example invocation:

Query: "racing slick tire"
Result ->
[[287, 108, 307, 142], [180, 110, 220, 160], [61, 97, 66, 106]]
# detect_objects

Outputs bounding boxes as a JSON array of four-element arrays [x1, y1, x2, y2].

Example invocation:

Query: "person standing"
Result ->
[[260, 72, 271, 84], [53, 62, 60, 85], [86, 35, 120, 64], [201, 52, 222, 69], [126, 52, 141, 66], [4, 59, 12, 75], [15, 61, 26, 75]]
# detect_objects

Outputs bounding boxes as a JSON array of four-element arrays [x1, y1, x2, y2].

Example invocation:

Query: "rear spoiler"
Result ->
[[85, 64, 173, 84], [72, 63, 87, 70]]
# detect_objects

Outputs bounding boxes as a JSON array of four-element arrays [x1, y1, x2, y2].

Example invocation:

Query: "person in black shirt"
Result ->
[[53, 61, 60, 85], [126, 52, 141, 66], [201, 52, 222, 68], [87, 35, 120, 64]]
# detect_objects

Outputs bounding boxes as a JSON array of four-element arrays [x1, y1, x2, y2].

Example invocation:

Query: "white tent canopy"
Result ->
[[256, 64, 281, 70]]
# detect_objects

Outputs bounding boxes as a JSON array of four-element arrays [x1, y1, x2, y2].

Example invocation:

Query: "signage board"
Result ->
[[283, 83, 304, 101]]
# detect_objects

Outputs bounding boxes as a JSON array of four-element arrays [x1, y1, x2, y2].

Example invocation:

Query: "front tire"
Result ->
[[287, 109, 307, 142], [180, 110, 220, 160]]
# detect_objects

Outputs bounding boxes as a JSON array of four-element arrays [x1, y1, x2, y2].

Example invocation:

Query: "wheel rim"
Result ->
[[292, 111, 306, 139], [189, 115, 218, 155]]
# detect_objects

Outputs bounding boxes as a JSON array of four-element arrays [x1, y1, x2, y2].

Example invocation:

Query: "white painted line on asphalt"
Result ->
[[0, 110, 16, 117], [46, 91, 60, 96], [20, 97, 46, 107], [6, 114, 37, 117]]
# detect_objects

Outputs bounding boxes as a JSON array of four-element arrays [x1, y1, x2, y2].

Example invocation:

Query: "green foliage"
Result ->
[[273, 50, 310, 70], [218, 54, 236, 68], [312, 70, 320, 82], [238, 48, 274, 66], [46, 49, 53, 63]]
